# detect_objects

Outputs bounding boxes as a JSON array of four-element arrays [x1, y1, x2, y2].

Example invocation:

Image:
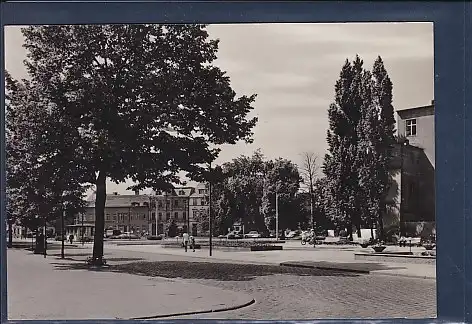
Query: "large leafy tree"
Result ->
[[261, 158, 302, 232], [5, 72, 88, 242], [9, 25, 257, 264]]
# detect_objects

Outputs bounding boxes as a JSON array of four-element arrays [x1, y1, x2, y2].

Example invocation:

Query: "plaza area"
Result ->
[[7, 239, 436, 320]]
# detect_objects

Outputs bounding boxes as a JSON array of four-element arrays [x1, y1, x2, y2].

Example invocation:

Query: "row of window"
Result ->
[[150, 211, 186, 221], [160, 189, 208, 196]]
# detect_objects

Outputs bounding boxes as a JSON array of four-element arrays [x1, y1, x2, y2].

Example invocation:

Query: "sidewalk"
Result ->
[[105, 243, 436, 280], [7, 248, 254, 320]]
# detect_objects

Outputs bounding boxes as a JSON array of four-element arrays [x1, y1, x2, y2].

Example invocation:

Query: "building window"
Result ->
[[174, 211, 178, 219], [166, 212, 170, 220], [179, 190, 185, 195], [174, 200, 178, 207], [158, 212, 162, 220], [200, 199, 205, 206], [113, 215, 117, 221], [406, 119, 417, 136], [199, 189, 205, 194], [151, 212, 155, 220], [183, 212, 186, 220], [142, 214, 146, 220], [106, 214, 110, 221], [192, 198, 197, 206]]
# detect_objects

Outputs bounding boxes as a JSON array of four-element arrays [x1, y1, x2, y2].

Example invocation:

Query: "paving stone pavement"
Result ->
[[171, 274, 436, 320], [77, 244, 437, 320], [8, 242, 436, 320]]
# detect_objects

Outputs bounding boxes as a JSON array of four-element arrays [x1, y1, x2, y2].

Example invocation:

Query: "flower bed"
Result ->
[[161, 239, 285, 248], [250, 245, 283, 251]]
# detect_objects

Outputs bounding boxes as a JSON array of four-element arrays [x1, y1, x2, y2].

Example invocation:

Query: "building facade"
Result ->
[[385, 100, 435, 237], [74, 184, 209, 237]]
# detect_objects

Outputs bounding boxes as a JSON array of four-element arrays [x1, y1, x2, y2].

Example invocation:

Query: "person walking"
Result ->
[[69, 234, 74, 244], [182, 232, 189, 252], [190, 235, 196, 252]]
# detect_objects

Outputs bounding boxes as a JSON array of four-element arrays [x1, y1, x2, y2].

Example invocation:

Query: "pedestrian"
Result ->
[[182, 232, 189, 252], [69, 234, 74, 244], [190, 235, 195, 252]]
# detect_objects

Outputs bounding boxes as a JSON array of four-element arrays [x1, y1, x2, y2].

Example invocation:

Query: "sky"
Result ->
[[4, 23, 434, 195]]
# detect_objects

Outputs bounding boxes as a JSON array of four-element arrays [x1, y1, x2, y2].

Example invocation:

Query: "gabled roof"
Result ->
[[87, 194, 151, 208]]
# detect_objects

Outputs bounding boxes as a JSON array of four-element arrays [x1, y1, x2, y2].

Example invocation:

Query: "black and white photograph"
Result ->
[[5, 22, 435, 320]]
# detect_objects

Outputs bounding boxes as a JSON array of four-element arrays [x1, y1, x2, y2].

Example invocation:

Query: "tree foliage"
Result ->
[[211, 151, 302, 234], [7, 24, 258, 264], [5, 72, 88, 234], [323, 55, 396, 240]]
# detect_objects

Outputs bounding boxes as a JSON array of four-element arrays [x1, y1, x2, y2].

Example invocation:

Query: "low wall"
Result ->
[[354, 252, 436, 265]]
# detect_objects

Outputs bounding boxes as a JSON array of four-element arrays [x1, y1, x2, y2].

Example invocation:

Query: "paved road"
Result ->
[[9, 241, 436, 320], [173, 274, 436, 320], [75, 244, 436, 319]]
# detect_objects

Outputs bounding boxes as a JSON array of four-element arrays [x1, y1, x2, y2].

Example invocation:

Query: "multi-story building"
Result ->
[[149, 187, 193, 235], [79, 190, 151, 235], [385, 100, 435, 237], [189, 183, 210, 235], [74, 184, 210, 237]]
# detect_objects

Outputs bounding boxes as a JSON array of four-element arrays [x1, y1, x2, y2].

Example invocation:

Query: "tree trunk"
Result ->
[[92, 171, 107, 265], [8, 221, 13, 248]]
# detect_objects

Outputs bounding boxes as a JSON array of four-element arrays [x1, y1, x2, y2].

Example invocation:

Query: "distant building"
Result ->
[[384, 100, 435, 238], [74, 184, 210, 237]]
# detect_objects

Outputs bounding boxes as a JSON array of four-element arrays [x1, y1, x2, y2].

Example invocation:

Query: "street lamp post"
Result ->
[[155, 197, 158, 236], [81, 213, 84, 246], [275, 191, 279, 241], [43, 216, 47, 258], [61, 202, 65, 259], [187, 199, 190, 235], [208, 162, 213, 257]]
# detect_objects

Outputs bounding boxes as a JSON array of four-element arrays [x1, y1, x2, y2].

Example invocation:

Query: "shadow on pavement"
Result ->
[[51, 260, 360, 281], [281, 261, 406, 273]]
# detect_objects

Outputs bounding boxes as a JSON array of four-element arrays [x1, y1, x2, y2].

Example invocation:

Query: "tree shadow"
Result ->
[[52, 260, 360, 281], [281, 261, 407, 272]]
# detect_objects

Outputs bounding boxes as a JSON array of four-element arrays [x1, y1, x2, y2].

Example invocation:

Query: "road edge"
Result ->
[[129, 298, 256, 320]]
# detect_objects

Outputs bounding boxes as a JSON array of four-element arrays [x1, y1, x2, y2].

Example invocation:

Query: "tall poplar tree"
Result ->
[[372, 56, 396, 239], [323, 56, 365, 239]]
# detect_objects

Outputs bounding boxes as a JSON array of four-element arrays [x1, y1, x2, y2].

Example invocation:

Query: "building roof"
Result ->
[[397, 101, 434, 117], [87, 194, 151, 208]]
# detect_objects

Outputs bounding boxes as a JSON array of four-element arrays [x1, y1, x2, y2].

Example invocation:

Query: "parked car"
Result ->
[[147, 234, 164, 240], [227, 231, 242, 239], [244, 231, 261, 239], [286, 230, 301, 239]]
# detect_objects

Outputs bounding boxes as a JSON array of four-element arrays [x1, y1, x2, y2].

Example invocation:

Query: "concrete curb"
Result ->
[[370, 271, 436, 280], [280, 262, 436, 279], [129, 298, 256, 320], [280, 262, 370, 274]]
